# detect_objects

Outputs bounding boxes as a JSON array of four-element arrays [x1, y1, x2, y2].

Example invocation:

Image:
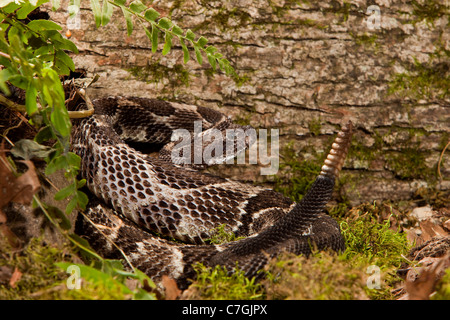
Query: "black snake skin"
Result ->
[[72, 96, 353, 289]]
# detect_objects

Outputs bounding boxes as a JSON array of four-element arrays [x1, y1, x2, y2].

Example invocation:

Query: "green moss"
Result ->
[[128, 61, 191, 89], [307, 118, 322, 136], [339, 202, 411, 299], [350, 32, 380, 51], [186, 264, 264, 300], [404, 0, 448, 28], [264, 252, 368, 300], [386, 148, 435, 180], [433, 268, 450, 300], [0, 238, 70, 299], [348, 126, 437, 182], [329, 1, 352, 24], [388, 57, 449, 101], [206, 224, 245, 245], [340, 206, 410, 267], [347, 133, 382, 164], [192, 6, 251, 33], [271, 141, 324, 202]]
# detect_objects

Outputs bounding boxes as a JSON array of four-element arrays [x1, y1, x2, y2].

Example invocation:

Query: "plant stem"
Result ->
[[0, 94, 26, 113]]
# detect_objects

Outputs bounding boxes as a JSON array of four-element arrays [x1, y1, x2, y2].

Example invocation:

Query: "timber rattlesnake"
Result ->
[[72, 96, 353, 289]]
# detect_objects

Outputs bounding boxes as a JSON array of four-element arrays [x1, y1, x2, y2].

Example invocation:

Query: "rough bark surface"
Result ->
[[47, 0, 449, 205]]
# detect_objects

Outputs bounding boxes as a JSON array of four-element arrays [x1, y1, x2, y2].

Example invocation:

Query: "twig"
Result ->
[[77, 210, 136, 271], [0, 51, 11, 59], [437, 140, 449, 180], [0, 94, 26, 113], [67, 88, 95, 119]]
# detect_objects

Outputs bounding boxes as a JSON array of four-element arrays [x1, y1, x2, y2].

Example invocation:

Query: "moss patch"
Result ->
[[400, 0, 449, 28], [0, 238, 71, 299], [184, 264, 264, 300], [263, 252, 368, 300], [128, 61, 192, 89], [433, 268, 450, 300], [388, 57, 449, 101], [270, 141, 324, 202]]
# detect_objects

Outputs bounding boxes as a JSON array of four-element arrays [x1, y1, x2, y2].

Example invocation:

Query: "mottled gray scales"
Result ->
[[72, 96, 353, 289]]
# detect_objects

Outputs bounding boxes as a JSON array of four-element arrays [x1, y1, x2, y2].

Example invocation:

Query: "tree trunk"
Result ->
[[48, 0, 449, 205]]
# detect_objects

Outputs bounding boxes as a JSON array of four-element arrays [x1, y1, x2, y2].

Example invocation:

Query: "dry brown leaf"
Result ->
[[419, 220, 448, 242], [9, 267, 22, 288], [0, 155, 40, 207], [402, 254, 450, 300], [0, 148, 40, 249], [161, 275, 181, 300], [0, 222, 22, 249], [443, 219, 450, 232]]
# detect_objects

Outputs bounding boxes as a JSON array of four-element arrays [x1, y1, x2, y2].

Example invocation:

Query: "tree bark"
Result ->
[[48, 0, 449, 205]]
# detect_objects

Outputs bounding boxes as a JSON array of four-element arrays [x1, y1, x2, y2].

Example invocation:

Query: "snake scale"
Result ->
[[72, 96, 353, 289]]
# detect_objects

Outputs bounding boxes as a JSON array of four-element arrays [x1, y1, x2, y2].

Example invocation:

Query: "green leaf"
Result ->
[[56, 262, 133, 293], [180, 39, 189, 64], [67, 151, 81, 168], [53, 59, 70, 76], [112, 0, 125, 5], [143, 8, 159, 22], [11, 139, 54, 160], [25, 80, 38, 115], [151, 23, 158, 53], [8, 75, 28, 90], [121, 5, 133, 36], [77, 179, 86, 189], [45, 154, 68, 175], [185, 29, 195, 41], [56, 50, 75, 71], [50, 104, 71, 137], [205, 46, 218, 54], [172, 24, 183, 36], [47, 205, 71, 230], [207, 54, 216, 71], [143, 26, 152, 42], [54, 183, 75, 201], [158, 17, 172, 30], [162, 32, 172, 55], [16, 1, 42, 19], [35, 125, 55, 143], [64, 234, 104, 260], [101, 0, 114, 26], [66, 196, 78, 214], [90, 0, 102, 28], [27, 20, 62, 31], [75, 190, 89, 210], [0, 68, 12, 95], [197, 36, 208, 48], [129, 0, 147, 13], [34, 44, 54, 57], [55, 38, 79, 53], [194, 45, 202, 65]]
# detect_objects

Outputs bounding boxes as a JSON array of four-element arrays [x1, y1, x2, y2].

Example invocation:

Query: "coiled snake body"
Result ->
[[73, 97, 353, 289]]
